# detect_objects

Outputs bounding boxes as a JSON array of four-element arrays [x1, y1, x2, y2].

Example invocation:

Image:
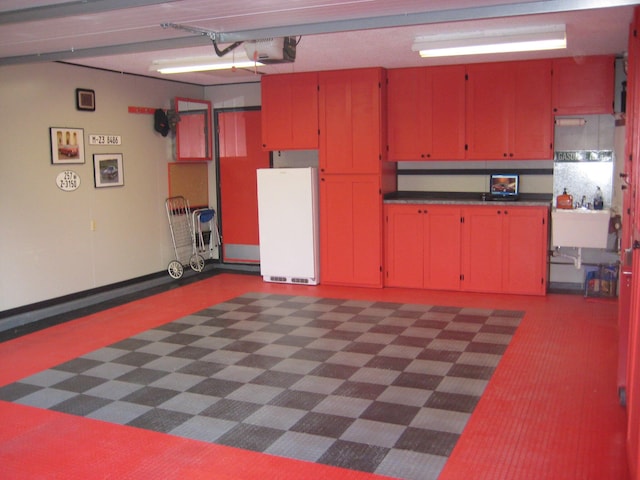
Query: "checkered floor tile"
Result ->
[[0, 293, 522, 480]]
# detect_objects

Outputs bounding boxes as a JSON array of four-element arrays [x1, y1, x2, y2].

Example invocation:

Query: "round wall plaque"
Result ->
[[56, 170, 80, 191]]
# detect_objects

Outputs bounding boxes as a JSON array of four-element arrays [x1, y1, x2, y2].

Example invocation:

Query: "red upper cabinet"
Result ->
[[466, 62, 512, 160], [261, 72, 319, 150], [319, 68, 386, 174], [387, 65, 466, 161], [552, 56, 615, 115], [466, 60, 553, 160]]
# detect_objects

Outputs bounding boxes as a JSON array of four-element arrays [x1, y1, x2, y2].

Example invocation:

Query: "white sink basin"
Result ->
[[551, 208, 610, 248]]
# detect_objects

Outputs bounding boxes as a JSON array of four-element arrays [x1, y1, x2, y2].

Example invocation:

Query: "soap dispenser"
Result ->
[[557, 188, 573, 209], [594, 186, 604, 210]]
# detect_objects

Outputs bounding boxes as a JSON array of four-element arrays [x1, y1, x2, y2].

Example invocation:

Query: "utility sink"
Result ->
[[551, 208, 610, 248]]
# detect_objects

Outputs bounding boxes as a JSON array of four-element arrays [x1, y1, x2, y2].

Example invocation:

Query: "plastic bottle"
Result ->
[[594, 186, 604, 210]]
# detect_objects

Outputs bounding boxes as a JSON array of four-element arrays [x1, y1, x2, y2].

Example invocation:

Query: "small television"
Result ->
[[490, 173, 519, 199]]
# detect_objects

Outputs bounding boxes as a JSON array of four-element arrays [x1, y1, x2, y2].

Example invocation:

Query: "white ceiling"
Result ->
[[1, 0, 638, 86]]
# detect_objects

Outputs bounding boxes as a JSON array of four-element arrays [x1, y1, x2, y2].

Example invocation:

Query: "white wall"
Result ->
[[0, 62, 203, 311]]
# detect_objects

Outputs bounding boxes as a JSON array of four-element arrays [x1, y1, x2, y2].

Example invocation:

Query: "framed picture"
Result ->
[[93, 153, 124, 188], [76, 88, 95, 111], [50, 127, 85, 164]]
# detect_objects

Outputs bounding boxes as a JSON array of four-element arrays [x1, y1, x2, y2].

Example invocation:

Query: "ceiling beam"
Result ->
[[0, 0, 179, 25], [0, 36, 211, 66], [0, 0, 637, 66], [215, 0, 640, 42]]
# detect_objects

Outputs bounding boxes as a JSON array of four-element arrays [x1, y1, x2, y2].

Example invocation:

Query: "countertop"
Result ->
[[384, 191, 553, 207]]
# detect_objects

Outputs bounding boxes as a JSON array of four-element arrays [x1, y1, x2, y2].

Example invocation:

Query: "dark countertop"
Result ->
[[384, 191, 553, 207]]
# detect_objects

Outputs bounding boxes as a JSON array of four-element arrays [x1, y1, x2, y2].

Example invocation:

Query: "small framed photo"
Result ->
[[93, 153, 124, 188], [76, 88, 95, 111], [50, 127, 85, 164]]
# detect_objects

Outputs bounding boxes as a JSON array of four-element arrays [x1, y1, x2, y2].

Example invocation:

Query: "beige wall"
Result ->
[[0, 62, 203, 310]]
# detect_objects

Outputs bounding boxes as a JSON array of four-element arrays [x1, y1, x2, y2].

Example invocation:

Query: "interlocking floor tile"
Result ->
[[0, 293, 523, 480]]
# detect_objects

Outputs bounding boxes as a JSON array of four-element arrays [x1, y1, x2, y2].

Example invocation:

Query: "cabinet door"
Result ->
[[319, 68, 384, 174], [430, 66, 466, 160], [512, 60, 553, 159], [502, 207, 548, 295], [387, 66, 465, 161], [461, 207, 503, 293], [261, 72, 319, 150], [424, 205, 462, 290], [384, 204, 425, 288], [387, 68, 429, 160], [466, 63, 512, 159], [552, 56, 615, 115], [320, 174, 382, 287]]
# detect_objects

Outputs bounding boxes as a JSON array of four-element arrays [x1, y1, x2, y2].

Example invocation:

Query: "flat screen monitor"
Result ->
[[490, 173, 519, 199]]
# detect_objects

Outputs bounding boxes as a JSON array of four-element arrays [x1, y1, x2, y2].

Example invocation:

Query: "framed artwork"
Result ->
[[93, 153, 124, 188], [50, 127, 85, 164], [76, 88, 95, 111]]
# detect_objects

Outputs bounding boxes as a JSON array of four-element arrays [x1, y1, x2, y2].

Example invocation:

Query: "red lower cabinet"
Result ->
[[385, 204, 461, 290], [320, 174, 383, 287], [462, 206, 549, 295], [384, 203, 548, 295]]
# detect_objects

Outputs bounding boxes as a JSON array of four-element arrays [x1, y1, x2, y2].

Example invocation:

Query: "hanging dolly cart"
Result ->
[[192, 208, 220, 269], [165, 196, 203, 279]]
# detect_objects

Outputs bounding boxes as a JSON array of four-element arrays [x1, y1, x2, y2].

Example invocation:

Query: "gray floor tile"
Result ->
[[3, 293, 522, 480]]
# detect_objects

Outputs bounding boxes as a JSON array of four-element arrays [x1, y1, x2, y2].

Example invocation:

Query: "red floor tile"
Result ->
[[0, 274, 629, 479]]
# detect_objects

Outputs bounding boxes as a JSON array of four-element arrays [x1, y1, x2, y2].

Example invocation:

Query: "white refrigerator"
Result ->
[[256, 167, 319, 284]]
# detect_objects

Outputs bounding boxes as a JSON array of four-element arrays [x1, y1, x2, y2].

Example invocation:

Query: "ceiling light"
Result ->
[[413, 25, 566, 58], [151, 57, 263, 74]]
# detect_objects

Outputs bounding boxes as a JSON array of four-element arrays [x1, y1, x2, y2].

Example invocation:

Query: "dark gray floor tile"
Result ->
[[394, 427, 459, 456], [51, 374, 108, 393], [318, 439, 389, 472], [361, 401, 420, 426], [52, 357, 103, 373], [424, 391, 480, 413], [176, 360, 227, 377], [50, 394, 111, 416], [0, 382, 41, 401], [127, 408, 192, 433], [116, 367, 167, 385], [217, 423, 286, 452], [200, 398, 262, 421], [121, 386, 180, 407], [112, 351, 160, 367], [187, 378, 244, 397], [291, 411, 354, 438], [269, 389, 325, 410], [250, 370, 304, 388]]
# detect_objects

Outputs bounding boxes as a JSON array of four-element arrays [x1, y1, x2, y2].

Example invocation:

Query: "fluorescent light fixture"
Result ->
[[413, 25, 566, 58], [151, 57, 263, 74]]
